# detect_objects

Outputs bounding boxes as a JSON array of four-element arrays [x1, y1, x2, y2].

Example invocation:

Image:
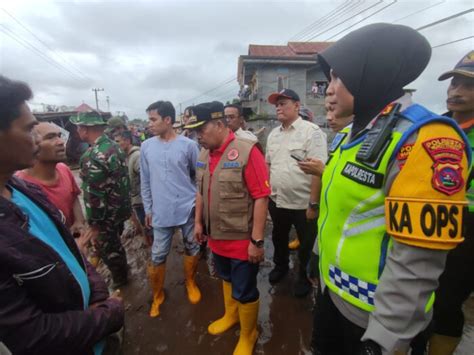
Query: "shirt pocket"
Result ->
[[288, 141, 307, 161]]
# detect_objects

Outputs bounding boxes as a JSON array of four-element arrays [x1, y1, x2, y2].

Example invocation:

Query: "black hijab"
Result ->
[[317, 23, 432, 137]]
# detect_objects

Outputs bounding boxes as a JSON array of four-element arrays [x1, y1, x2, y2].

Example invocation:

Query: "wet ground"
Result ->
[[108, 224, 314, 355]]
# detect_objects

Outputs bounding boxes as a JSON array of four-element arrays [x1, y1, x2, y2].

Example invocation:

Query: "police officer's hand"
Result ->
[[194, 222, 207, 244], [145, 214, 153, 229], [298, 158, 325, 177], [248, 243, 264, 264]]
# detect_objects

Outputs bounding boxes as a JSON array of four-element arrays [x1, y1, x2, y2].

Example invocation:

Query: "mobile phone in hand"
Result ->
[[290, 153, 304, 162]]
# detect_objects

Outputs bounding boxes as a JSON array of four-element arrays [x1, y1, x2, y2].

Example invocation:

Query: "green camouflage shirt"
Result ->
[[80, 133, 131, 226]]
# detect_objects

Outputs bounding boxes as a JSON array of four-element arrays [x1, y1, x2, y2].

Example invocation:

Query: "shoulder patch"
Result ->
[[422, 137, 465, 196], [396, 144, 414, 169], [196, 161, 206, 169], [341, 162, 384, 188], [223, 161, 241, 169]]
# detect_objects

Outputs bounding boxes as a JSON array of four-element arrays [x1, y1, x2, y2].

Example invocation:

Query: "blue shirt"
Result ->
[[11, 188, 105, 355], [140, 135, 199, 228]]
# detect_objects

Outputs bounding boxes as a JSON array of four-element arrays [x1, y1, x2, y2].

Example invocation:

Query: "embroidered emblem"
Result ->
[[329, 132, 347, 153], [341, 162, 384, 188], [223, 161, 241, 169], [196, 161, 206, 169], [227, 148, 239, 161], [396, 144, 414, 169], [422, 137, 465, 196]]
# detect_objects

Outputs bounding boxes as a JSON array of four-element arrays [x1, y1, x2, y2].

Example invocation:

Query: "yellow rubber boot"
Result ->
[[184, 255, 201, 304], [147, 263, 166, 317], [428, 334, 461, 355], [208, 281, 239, 335], [288, 238, 300, 250], [233, 299, 259, 355]]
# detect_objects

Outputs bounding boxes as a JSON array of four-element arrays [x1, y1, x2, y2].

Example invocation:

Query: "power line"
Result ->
[[416, 8, 474, 31], [1, 8, 90, 80], [298, 1, 367, 42], [179, 75, 236, 106], [304, 0, 385, 42], [325, 0, 398, 41], [0, 25, 86, 82], [291, 1, 355, 42], [392, 0, 445, 23], [432, 35, 474, 49]]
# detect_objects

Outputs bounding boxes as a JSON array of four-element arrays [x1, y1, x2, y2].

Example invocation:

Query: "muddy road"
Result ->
[[111, 224, 313, 355]]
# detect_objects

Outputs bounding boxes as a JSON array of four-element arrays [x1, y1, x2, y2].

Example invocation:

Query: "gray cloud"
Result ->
[[1, 0, 472, 119]]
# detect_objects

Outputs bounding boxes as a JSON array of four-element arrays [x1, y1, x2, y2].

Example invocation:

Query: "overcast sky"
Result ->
[[0, 0, 472, 120]]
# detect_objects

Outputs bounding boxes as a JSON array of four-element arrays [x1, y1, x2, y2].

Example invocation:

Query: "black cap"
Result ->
[[438, 50, 474, 81], [268, 89, 300, 105], [184, 101, 224, 129]]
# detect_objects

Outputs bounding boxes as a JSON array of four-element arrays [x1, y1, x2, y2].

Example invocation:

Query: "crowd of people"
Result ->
[[0, 23, 472, 355]]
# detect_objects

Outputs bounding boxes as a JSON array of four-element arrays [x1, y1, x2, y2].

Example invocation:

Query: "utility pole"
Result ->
[[92, 88, 104, 110], [106, 96, 110, 112]]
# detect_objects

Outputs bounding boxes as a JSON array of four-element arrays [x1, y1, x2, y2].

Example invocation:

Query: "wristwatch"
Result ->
[[250, 238, 264, 248], [309, 202, 320, 210]]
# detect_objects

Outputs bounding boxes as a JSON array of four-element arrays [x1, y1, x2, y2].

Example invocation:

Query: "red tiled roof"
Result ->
[[248, 42, 332, 58], [74, 103, 96, 112]]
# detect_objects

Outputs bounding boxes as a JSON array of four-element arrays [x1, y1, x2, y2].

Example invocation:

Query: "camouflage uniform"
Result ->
[[70, 112, 131, 285]]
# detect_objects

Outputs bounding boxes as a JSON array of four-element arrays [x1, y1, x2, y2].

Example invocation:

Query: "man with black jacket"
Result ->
[[0, 75, 124, 354]]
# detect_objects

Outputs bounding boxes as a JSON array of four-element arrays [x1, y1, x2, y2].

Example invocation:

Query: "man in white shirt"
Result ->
[[265, 89, 327, 297], [224, 104, 258, 142]]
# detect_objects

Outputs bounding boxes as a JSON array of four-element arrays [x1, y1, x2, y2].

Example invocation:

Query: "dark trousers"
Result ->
[[268, 199, 317, 278], [213, 252, 259, 303], [312, 288, 430, 355], [133, 204, 153, 239], [97, 223, 128, 281]]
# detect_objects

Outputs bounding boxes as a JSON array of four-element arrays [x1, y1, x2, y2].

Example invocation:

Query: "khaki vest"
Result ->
[[197, 137, 256, 240]]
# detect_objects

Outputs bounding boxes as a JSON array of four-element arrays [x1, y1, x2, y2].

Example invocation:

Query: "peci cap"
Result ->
[[268, 89, 300, 105], [438, 50, 474, 81], [69, 111, 107, 126], [184, 101, 225, 129]]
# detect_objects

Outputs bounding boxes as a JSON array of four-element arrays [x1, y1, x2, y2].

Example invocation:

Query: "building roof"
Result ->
[[248, 42, 333, 58], [75, 103, 98, 112]]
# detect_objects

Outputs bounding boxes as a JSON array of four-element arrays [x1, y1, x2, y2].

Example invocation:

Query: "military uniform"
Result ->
[[70, 112, 131, 286]]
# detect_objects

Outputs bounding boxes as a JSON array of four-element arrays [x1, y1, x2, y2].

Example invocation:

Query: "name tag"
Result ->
[[385, 197, 466, 250], [223, 161, 241, 169], [341, 162, 383, 188], [196, 161, 206, 169]]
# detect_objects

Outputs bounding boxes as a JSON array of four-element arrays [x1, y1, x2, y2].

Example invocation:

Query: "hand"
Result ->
[[145, 214, 153, 229], [194, 222, 207, 244], [75, 228, 93, 254], [306, 207, 319, 221], [298, 158, 325, 176], [248, 242, 264, 264], [87, 225, 100, 247]]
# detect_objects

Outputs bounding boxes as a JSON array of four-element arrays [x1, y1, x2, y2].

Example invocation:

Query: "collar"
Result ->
[[128, 145, 140, 156], [279, 117, 303, 131], [212, 130, 235, 155]]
